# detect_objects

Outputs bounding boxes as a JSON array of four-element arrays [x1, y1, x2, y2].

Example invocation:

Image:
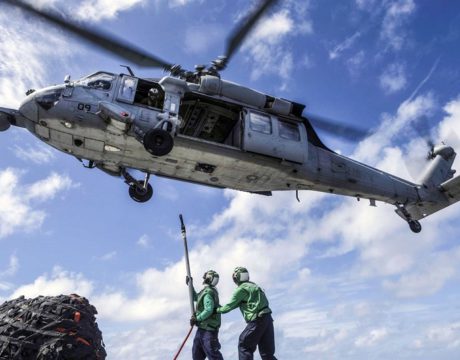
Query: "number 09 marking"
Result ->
[[77, 103, 91, 111]]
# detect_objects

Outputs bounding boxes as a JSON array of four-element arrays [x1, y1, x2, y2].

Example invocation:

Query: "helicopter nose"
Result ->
[[18, 93, 38, 122]]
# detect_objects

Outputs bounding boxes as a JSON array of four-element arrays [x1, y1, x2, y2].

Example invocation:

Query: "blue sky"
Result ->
[[1, 0, 460, 359]]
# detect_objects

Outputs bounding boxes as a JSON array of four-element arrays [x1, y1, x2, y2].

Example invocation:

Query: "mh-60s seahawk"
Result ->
[[1, 0, 459, 233]]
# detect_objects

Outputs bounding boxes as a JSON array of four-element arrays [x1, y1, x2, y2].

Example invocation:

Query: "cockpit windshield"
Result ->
[[76, 72, 115, 91]]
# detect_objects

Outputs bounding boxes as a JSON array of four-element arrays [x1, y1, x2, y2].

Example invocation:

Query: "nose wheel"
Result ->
[[123, 169, 153, 203]]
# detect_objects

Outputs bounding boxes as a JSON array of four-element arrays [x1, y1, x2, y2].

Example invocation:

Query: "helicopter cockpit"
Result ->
[[35, 87, 63, 111], [75, 72, 115, 91]]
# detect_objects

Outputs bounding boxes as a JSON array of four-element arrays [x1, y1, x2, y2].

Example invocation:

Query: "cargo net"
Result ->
[[0, 294, 106, 359]]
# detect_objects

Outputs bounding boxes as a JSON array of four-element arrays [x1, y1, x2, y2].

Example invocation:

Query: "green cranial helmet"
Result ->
[[232, 267, 250, 284], [203, 270, 219, 286]]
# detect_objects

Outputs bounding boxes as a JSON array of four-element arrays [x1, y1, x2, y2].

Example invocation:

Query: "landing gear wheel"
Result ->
[[143, 129, 174, 156], [129, 182, 153, 203], [408, 220, 422, 233]]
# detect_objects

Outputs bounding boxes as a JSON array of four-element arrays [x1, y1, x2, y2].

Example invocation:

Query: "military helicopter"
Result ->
[[1, 0, 459, 233]]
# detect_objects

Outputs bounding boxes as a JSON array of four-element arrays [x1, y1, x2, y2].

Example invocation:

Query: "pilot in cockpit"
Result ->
[[142, 87, 163, 109], [87, 79, 111, 90]]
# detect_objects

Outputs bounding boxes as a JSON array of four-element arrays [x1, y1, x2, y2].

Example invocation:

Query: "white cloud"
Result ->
[[354, 93, 436, 164], [379, 62, 407, 94], [89, 219, 309, 322], [137, 234, 151, 248], [242, 3, 313, 88], [301, 93, 460, 287], [97, 251, 118, 261], [0, 169, 74, 238], [92, 265, 187, 322], [329, 31, 362, 60], [437, 95, 460, 151], [244, 9, 295, 83], [75, 0, 145, 22], [383, 248, 460, 298], [11, 266, 94, 298], [26, 172, 75, 202], [425, 322, 460, 348], [11, 144, 56, 164], [412, 322, 460, 351], [380, 0, 416, 51], [0, 6, 74, 108], [166, 0, 202, 8], [354, 328, 388, 347], [303, 328, 351, 354], [0, 255, 19, 278], [346, 50, 366, 77], [25, 0, 147, 22], [301, 54, 314, 69], [355, 0, 378, 11], [157, 182, 180, 201], [183, 24, 226, 55], [104, 320, 200, 360]]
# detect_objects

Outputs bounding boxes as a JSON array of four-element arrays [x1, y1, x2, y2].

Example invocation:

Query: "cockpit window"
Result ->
[[36, 88, 62, 110], [76, 72, 115, 91]]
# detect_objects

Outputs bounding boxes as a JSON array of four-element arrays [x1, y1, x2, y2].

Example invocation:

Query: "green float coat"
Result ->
[[217, 281, 271, 322], [195, 286, 221, 331]]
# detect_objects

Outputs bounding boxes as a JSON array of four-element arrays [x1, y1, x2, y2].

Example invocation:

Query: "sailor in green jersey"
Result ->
[[217, 267, 277, 360], [188, 270, 224, 360]]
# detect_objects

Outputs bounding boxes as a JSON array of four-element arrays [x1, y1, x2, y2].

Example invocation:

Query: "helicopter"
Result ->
[[1, 0, 459, 234]]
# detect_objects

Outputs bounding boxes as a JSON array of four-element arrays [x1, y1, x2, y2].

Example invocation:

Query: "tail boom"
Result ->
[[398, 145, 458, 222]]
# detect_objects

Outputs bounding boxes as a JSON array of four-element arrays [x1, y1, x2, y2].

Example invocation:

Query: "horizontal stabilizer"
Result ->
[[404, 175, 460, 221], [439, 175, 460, 200]]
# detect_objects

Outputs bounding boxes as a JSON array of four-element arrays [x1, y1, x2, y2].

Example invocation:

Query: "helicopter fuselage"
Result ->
[[5, 71, 458, 232], [2, 0, 459, 234]]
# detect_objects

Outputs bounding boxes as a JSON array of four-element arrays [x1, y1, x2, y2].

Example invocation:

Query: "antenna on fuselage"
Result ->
[[120, 65, 135, 76]]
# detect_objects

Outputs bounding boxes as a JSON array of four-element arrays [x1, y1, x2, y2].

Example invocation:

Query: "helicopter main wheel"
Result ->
[[408, 220, 422, 233], [129, 182, 153, 203], [143, 128, 174, 156]]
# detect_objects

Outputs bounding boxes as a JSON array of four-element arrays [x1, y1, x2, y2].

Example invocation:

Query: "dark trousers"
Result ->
[[238, 314, 277, 360], [192, 328, 224, 360]]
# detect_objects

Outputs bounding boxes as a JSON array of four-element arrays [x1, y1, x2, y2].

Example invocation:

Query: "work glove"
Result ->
[[190, 313, 198, 327], [186, 276, 193, 286]]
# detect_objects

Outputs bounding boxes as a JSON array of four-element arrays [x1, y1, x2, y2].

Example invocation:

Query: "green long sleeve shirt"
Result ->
[[217, 281, 271, 322]]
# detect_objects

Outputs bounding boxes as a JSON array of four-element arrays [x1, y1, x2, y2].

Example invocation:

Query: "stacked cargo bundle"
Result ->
[[0, 294, 106, 359]]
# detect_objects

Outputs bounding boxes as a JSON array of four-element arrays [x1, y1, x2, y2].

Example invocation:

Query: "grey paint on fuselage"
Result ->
[[7, 71, 458, 229]]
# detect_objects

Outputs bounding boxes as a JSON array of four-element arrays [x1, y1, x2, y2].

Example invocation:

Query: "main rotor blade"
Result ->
[[223, 0, 278, 66], [306, 113, 370, 142], [3, 0, 173, 70]]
